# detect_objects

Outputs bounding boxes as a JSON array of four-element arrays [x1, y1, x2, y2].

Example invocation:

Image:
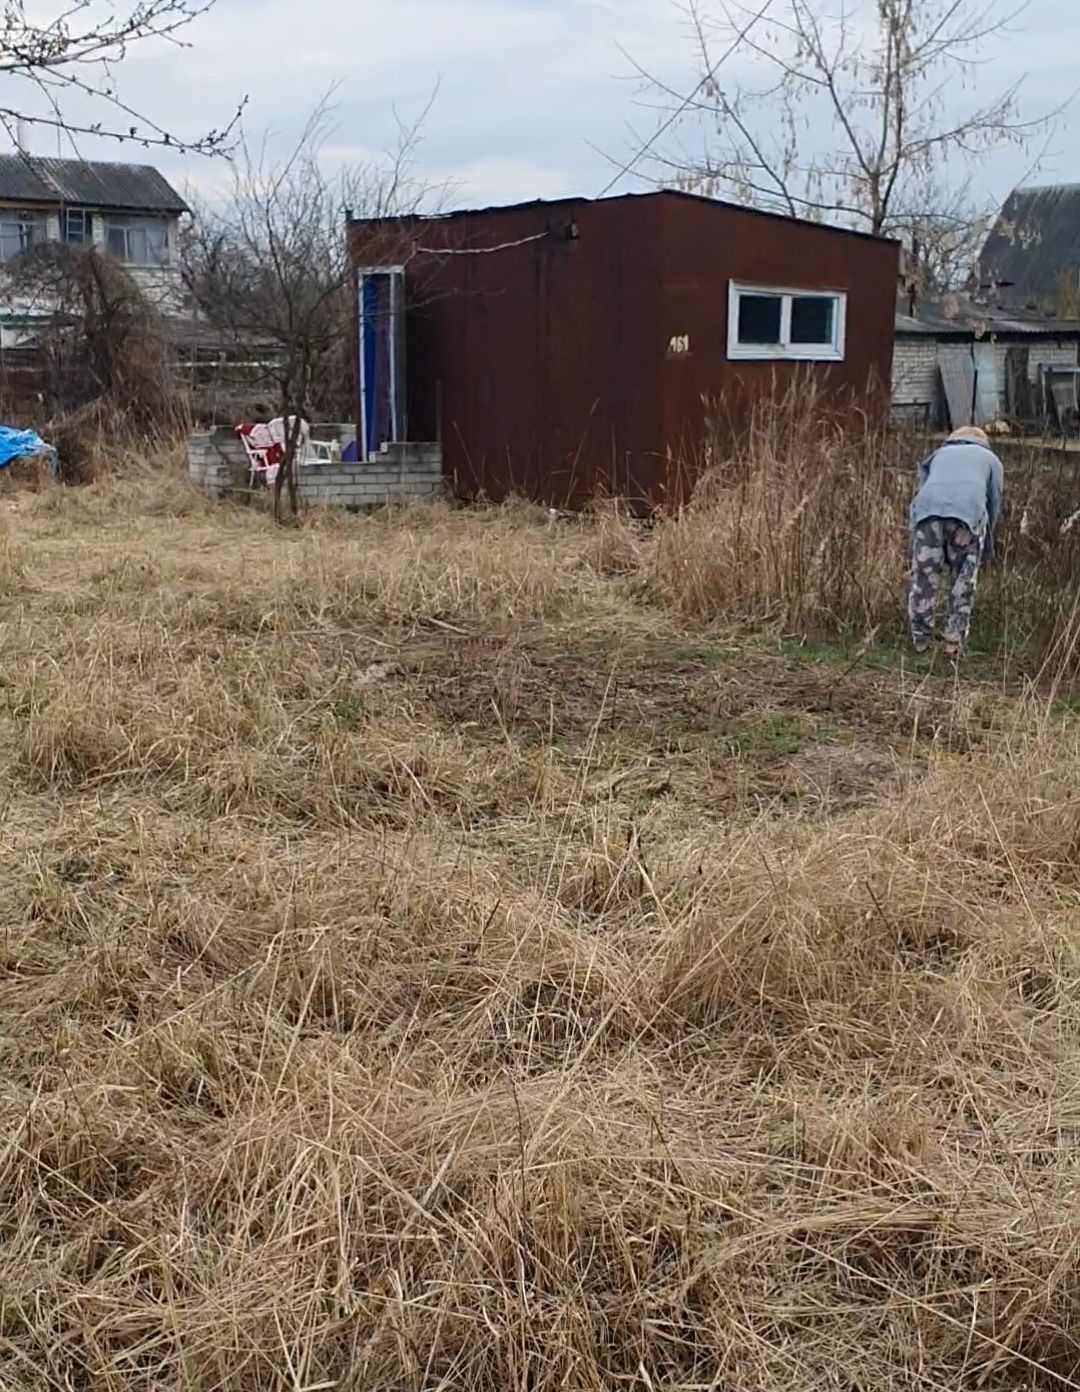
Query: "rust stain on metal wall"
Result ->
[[350, 191, 899, 510]]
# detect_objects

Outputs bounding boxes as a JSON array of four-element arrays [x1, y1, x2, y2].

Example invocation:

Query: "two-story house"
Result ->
[[0, 153, 188, 345]]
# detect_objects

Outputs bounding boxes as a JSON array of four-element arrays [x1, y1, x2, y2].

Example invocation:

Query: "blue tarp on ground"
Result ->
[[0, 427, 47, 470]]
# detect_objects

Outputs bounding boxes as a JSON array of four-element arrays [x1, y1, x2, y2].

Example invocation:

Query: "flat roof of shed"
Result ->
[[354, 188, 901, 247]]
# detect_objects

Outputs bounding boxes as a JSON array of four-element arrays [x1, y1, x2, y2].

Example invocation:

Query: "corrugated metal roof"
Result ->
[[979, 183, 1080, 309], [895, 295, 1080, 339], [895, 311, 965, 336], [986, 315, 1080, 336], [0, 154, 187, 213]]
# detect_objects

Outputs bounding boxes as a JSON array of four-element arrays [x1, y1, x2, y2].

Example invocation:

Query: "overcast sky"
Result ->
[[17, 0, 1080, 215]]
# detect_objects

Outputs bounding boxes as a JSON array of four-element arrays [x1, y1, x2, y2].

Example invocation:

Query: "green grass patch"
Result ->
[[1050, 691, 1080, 720], [719, 711, 811, 759], [329, 692, 367, 730], [776, 635, 899, 673]]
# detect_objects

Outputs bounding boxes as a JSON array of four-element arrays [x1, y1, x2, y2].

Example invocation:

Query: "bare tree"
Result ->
[[901, 177, 993, 295], [182, 101, 434, 519], [637, 0, 1054, 254], [0, 1, 242, 155]]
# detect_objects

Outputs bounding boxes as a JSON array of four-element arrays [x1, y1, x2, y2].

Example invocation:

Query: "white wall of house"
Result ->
[[88, 211, 183, 312], [0, 204, 184, 345], [1026, 341, 1078, 383], [892, 337, 940, 407]]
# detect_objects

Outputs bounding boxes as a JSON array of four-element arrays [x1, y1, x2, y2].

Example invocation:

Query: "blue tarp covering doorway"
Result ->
[[358, 268, 405, 460]]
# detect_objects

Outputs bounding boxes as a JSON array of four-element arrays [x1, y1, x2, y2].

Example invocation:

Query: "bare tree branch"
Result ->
[[0, 1, 243, 154], [631, 0, 1062, 260], [6, 240, 184, 435]]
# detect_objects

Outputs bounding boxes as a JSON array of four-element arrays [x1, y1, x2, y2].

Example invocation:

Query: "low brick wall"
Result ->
[[187, 428, 247, 498], [298, 444, 443, 508], [187, 428, 443, 509]]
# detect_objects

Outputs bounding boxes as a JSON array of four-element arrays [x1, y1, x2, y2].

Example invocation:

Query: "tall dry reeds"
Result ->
[[587, 386, 1080, 669], [647, 387, 907, 633]]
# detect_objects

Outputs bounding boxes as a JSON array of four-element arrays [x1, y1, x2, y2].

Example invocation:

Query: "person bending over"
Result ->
[[909, 425, 1004, 658]]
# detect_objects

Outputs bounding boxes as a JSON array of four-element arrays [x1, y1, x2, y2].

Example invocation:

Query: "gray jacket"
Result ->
[[911, 440, 1005, 550]]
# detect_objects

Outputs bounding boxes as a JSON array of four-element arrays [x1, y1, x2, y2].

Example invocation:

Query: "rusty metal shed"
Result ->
[[349, 191, 900, 510]]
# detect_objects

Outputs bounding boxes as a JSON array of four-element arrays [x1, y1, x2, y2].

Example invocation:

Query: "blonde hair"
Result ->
[[948, 426, 991, 447]]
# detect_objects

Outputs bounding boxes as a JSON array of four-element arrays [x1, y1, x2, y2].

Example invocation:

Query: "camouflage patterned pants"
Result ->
[[909, 517, 984, 647]]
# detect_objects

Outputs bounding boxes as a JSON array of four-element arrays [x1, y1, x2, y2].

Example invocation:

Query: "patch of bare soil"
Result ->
[[412, 637, 729, 748], [410, 633, 1000, 754], [781, 739, 923, 811]]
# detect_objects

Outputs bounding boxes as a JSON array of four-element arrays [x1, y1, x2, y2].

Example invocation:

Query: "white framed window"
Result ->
[[62, 208, 92, 245], [0, 209, 44, 262], [105, 216, 169, 267], [727, 282, 847, 362]]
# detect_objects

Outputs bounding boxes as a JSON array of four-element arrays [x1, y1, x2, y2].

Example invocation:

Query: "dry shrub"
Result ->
[[12, 246, 191, 465], [0, 450, 54, 493], [48, 402, 192, 487], [581, 497, 647, 576]]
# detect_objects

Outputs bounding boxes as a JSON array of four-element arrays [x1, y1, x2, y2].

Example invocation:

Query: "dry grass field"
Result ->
[[3, 456, 1080, 1390]]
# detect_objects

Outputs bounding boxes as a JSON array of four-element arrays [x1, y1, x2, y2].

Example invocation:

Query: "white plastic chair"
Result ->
[[269, 417, 313, 463], [236, 423, 280, 488]]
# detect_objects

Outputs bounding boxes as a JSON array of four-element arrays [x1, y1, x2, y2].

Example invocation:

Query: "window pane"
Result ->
[[146, 222, 167, 264], [63, 210, 89, 244], [738, 293, 782, 345], [790, 295, 835, 345], [107, 225, 128, 260], [1, 219, 37, 259]]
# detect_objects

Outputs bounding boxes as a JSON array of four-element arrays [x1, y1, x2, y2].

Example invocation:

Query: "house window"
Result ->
[[62, 209, 92, 245], [0, 210, 44, 262], [105, 216, 169, 266], [728, 283, 847, 361]]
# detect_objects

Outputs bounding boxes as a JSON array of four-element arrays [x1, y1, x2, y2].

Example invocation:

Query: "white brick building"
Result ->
[[892, 300, 1080, 432]]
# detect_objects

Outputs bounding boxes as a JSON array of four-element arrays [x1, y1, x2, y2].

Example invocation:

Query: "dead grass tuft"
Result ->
[[0, 513, 25, 594], [6, 442, 1080, 1389]]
